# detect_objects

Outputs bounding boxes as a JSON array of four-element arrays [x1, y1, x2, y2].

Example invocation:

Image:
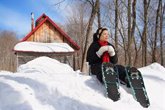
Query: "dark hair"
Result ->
[[93, 27, 102, 42], [92, 27, 108, 42]]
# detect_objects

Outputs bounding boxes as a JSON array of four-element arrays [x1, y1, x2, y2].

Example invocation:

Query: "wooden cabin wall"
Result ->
[[26, 22, 64, 43], [16, 52, 75, 70], [25, 21, 77, 50]]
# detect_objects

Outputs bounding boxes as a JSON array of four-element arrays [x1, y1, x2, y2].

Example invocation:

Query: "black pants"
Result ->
[[90, 64, 127, 84], [90, 64, 103, 83]]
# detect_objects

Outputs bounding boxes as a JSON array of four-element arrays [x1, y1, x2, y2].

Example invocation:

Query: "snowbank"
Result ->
[[18, 56, 75, 75], [0, 57, 165, 110]]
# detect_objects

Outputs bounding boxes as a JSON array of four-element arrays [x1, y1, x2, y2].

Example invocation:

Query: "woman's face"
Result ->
[[99, 30, 109, 42]]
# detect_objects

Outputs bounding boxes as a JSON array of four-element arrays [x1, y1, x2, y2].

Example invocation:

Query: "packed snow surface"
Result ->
[[0, 56, 165, 110]]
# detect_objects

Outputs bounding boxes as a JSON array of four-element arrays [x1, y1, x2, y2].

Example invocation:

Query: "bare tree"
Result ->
[[0, 31, 18, 72], [81, 0, 99, 72], [118, 2, 128, 65], [127, 0, 132, 66], [65, 1, 88, 70], [97, 0, 101, 28], [152, 0, 161, 63], [64, 0, 165, 68], [160, 2, 165, 66], [115, 0, 119, 50], [142, 0, 150, 66], [131, 0, 137, 66]]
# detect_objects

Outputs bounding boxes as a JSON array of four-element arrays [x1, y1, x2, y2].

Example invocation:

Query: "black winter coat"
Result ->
[[86, 41, 118, 83], [86, 41, 118, 65]]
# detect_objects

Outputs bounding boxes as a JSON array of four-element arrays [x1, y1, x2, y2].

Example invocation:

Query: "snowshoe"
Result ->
[[102, 63, 120, 101], [125, 66, 150, 108]]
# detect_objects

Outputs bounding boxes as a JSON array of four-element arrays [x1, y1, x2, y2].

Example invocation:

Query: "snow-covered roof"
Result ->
[[14, 41, 74, 53]]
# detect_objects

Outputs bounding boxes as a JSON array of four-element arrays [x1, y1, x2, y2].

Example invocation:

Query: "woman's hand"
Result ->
[[108, 46, 115, 56], [96, 46, 108, 57]]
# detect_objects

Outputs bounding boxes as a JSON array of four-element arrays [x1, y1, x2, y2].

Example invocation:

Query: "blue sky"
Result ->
[[0, 0, 70, 38]]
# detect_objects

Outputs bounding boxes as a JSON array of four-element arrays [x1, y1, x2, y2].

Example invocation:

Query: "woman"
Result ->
[[86, 27, 118, 83], [86, 27, 129, 87]]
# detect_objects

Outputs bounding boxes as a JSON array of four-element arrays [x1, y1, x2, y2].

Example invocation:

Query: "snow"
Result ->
[[14, 41, 74, 52], [0, 56, 165, 110]]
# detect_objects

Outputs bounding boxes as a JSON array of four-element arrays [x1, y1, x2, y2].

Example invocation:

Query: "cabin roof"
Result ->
[[21, 13, 80, 50]]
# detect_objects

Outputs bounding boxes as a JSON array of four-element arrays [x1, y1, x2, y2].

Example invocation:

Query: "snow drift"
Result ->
[[0, 56, 165, 110]]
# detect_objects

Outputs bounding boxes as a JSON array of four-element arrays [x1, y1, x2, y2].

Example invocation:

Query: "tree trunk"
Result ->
[[115, 0, 119, 50], [81, 0, 99, 72], [131, 0, 137, 66], [152, 0, 161, 63], [142, 0, 149, 66], [119, 12, 127, 65], [127, 0, 132, 66], [160, 2, 165, 66], [97, 0, 101, 28]]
